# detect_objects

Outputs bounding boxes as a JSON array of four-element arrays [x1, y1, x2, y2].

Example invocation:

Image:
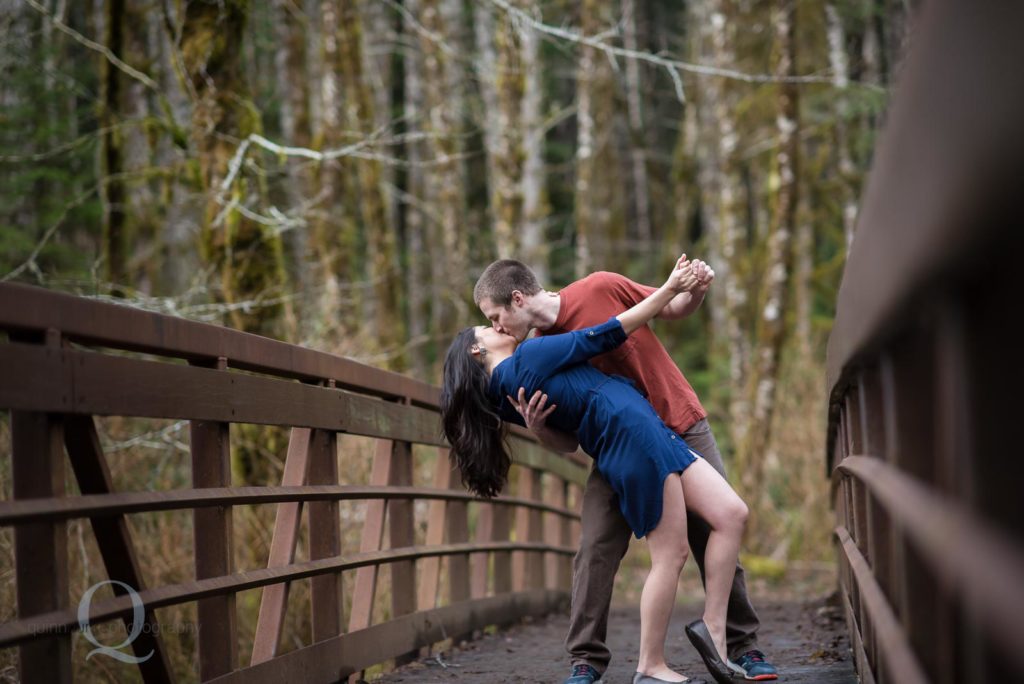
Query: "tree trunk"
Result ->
[[622, 0, 652, 275], [153, 0, 198, 297], [693, 0, 750, 437], [402, 0, 430, 377], [474, 0, 524, 258], [98, 0, 127, 294], [575, 0, 622, 277], [419, 0, 467, 341], [825, 2, 857, 249], [737, 0, 800, 519], [337, 0, 405, 368], [274, 0, 313, 321], [312, 0, 360, 344], [180, 0, 287, 336], [519, 15, 548, 284]]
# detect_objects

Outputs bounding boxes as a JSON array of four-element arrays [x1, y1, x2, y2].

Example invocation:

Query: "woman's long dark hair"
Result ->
[[440, 327, 511, 498]]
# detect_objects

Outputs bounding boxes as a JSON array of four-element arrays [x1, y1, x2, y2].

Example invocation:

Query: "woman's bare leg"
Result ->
[[637, 474, 689, 681], [679, 458, 749, 661]]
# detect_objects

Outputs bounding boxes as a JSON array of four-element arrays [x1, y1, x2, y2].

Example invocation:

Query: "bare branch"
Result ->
[[24, 0, 159, 92], [487, 0, 886, 101]]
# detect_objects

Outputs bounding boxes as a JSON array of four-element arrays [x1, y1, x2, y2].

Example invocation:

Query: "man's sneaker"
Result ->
[[727, 649, 778, 680], [564, 663, 602, 683]]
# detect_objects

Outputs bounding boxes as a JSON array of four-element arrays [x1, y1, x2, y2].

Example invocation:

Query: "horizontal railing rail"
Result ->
[[0, 281, 588, 683], [825, 3, 1024, 683]]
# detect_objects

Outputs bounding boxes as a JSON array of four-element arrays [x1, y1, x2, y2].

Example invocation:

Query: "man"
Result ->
[[473, 259, 778, 683]]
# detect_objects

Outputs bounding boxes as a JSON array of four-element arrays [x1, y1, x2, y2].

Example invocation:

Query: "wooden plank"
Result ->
[[512, 467, 544, 592], [63, 414, 175, 683], [836, 527, 926, 684], [858, 366, 886, 458], [0, 541, 572, 648], [206, 589, 566, 684], [190, 357, 237, 679], [543, 475, 565, 590], [0, 343, 585, 463], [348, 439, 395, 633], [12, 408, 71, 683], [445, 469, 470, 606], [251, 427, 312, 664], [509, 435, 589, 487], [845, 388, 863, 456], [470, 503, 494, 599], [840, 579, 877, 684], [56, 346, 445, 446], [308, 428, 341, 641], [934, 300, 972, 498], [388, 437, 416, 666], [0, 342, 443, 445], [492, 504, 512, 595], [0, 282, 439, 407], [0, 484, 577, 527], [839, 455, 1024, 662], [417, 449, 453, 612]]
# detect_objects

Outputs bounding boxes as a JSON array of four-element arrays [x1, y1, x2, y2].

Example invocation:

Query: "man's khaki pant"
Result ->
[[564, 419, 761, 674]]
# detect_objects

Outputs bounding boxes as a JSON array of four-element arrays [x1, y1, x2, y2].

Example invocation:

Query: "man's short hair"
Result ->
[[473, 259, 542, 307]]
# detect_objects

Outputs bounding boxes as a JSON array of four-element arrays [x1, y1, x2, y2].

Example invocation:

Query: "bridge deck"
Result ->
[[379, 595, 855, 683]]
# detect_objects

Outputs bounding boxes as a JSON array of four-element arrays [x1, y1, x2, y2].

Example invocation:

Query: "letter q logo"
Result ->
[[77, 580, 153, 664]]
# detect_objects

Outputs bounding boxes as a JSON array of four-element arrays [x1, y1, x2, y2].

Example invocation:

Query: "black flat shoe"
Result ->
[[684, 619, 733, 684], [632, 674, 709, 684]]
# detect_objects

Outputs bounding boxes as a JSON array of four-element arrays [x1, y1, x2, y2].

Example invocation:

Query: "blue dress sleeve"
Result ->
[[520, 316, 627, 377]]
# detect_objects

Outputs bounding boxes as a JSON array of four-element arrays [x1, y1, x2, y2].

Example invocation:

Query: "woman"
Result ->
[[441, 258, 748, 684]]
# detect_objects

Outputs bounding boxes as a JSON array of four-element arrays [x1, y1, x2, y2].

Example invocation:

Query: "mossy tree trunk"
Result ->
[[180, 0, 287, 337], [419, 0, 467, 342], [99, 0, 127, 295], [736, 1, 800, 522], [575, 0, 623, 277], [337, 0, 405, 368]]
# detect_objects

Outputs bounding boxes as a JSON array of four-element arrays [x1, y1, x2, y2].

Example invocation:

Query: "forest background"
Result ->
[[0, 0, 908, 679]]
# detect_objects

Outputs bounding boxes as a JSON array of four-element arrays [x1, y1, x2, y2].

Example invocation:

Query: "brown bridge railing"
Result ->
[[826, 3, 1024, 684], [0, 282, 587, 682]]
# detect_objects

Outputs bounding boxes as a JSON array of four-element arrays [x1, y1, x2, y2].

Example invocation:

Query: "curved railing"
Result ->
[[825, 3, 1024, 683], [0, 282, 588, 683]]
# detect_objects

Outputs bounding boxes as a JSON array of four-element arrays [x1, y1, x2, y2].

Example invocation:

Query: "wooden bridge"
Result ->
[[0, 275, 589, 683], [3, 1, 1024, 683], [824, 2, 1024, 684]]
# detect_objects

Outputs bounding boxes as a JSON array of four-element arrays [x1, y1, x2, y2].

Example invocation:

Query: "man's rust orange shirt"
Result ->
[[538, 271, 707, 434]]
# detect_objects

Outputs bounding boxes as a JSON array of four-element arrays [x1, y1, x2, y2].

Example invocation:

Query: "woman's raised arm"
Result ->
[[616, 256, 698, 334]]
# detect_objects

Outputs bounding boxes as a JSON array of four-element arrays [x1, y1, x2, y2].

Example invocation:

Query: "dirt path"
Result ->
[[376, 593, 856, 683]]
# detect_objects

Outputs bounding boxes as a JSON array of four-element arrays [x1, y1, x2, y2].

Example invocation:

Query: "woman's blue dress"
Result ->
[[489, 317, 700, 538]]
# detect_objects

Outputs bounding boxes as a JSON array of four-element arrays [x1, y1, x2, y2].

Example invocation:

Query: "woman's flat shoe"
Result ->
[[632, 674, 708, 684], [683, 619, 734, 684]]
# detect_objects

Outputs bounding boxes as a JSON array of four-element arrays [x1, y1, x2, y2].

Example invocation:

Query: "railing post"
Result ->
[[543, 476, 572, 591], [492, 502, 512, 596], [11, 328, 70, 683], [388, 436, 416, 664], [12, 412, 71, 682], [309, 425, 342, 641], [512, 466, 543, 591], [445, 462, 470, 605], [190, 356, 237, 679], [470, 503, 494, 599], [418, 448, 452, 612]]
